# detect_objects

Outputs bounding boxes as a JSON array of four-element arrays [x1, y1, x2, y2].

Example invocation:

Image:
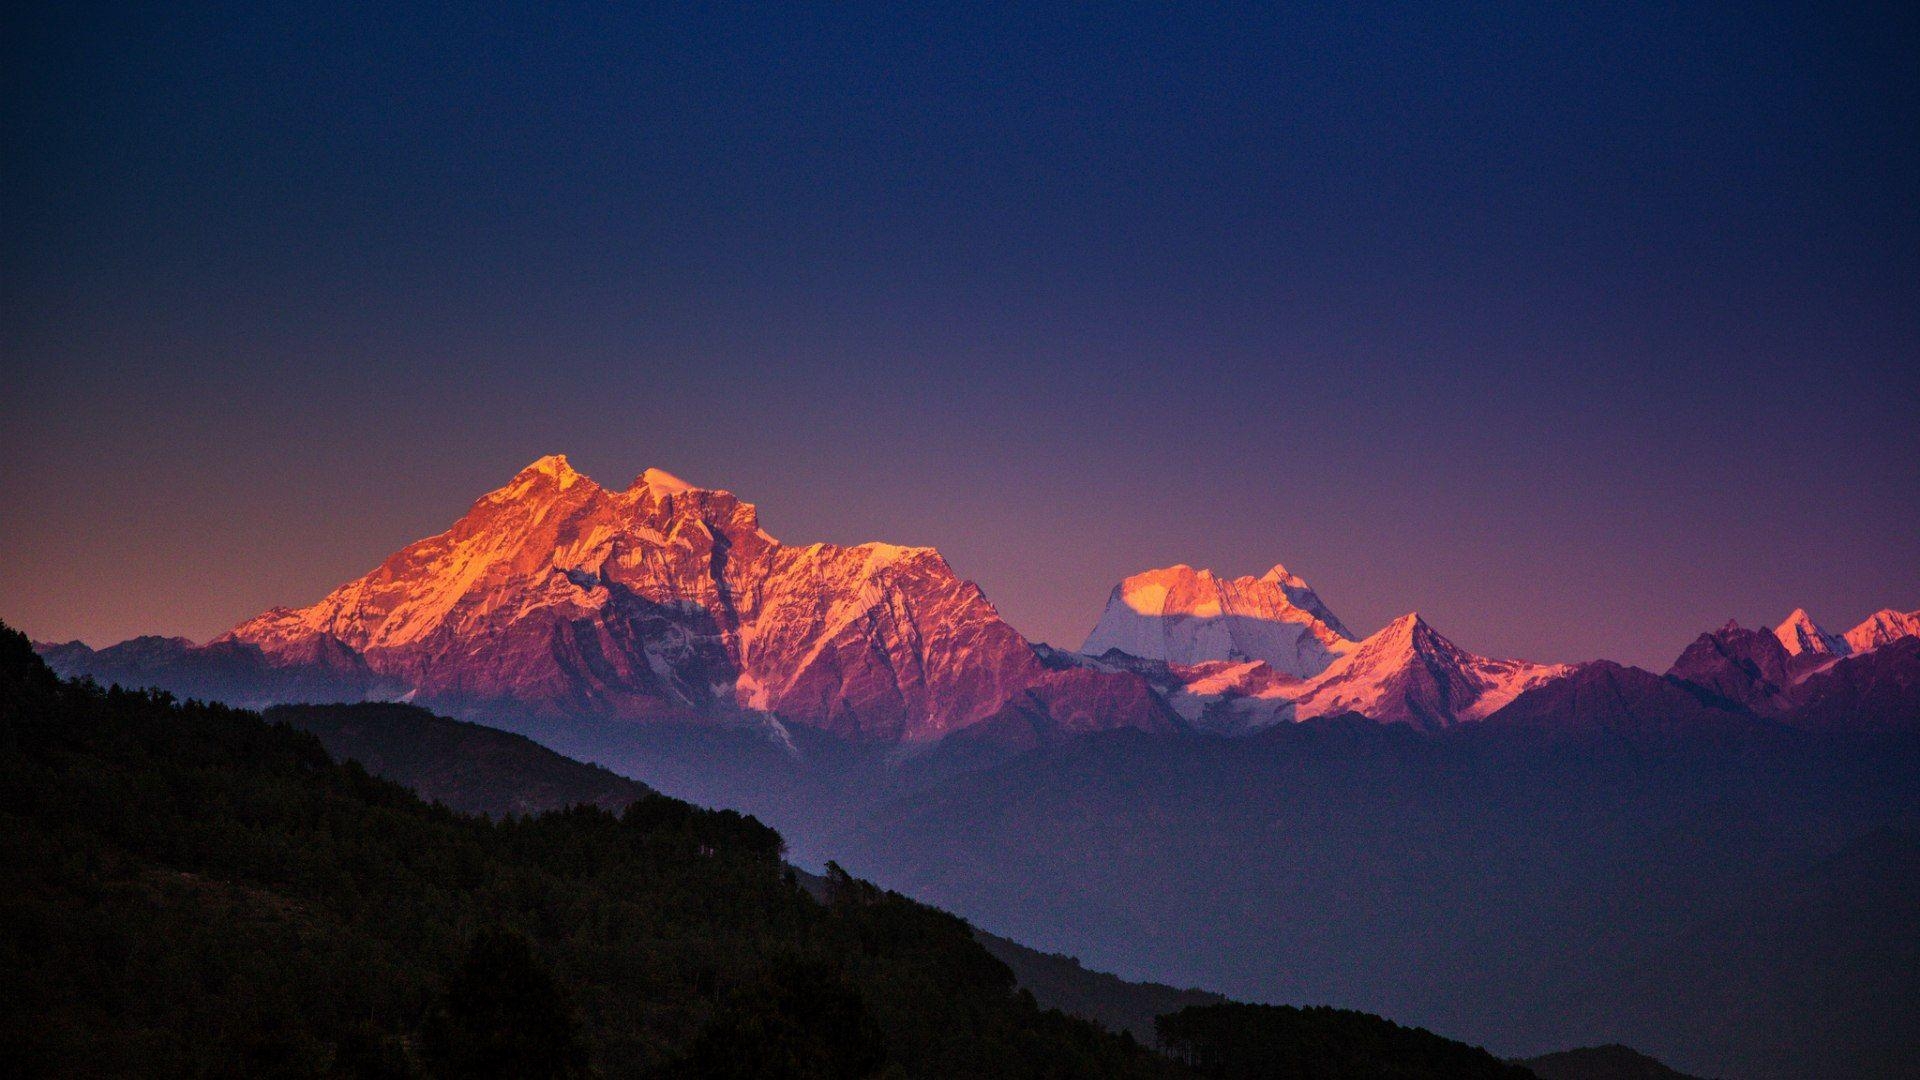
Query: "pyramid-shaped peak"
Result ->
[[1290, 610, 1565, 729], [1774, 608, 1848, 657], [494, 454, 594, 500], [1352, 613, 1473, 664], [1373, 612, 1435, 645]]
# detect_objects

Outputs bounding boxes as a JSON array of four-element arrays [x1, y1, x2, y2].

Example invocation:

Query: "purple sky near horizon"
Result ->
[[3, 3, 1917, 671]]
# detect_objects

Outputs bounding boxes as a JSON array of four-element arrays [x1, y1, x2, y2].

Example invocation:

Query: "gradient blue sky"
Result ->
[[3, 2, 1916, 669]]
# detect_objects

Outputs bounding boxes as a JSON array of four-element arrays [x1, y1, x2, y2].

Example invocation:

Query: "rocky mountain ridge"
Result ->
[[32, 457, 1920, 745]]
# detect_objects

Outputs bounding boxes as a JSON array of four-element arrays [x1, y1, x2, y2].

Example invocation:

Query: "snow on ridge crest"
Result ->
[[1081, 561, 1567, 732], [636, 467, 696, 494], [1773, 608, 1849, 657], [1843, 608, 1920, 654], [1766, 606, 1920, 658], [218, 455, 1066, 742], [1082, 562, 1355, 679]]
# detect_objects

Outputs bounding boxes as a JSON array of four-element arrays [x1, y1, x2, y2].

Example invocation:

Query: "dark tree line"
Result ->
[[0, 621, 1177, 1078], [1, 620, 1539, 1079]]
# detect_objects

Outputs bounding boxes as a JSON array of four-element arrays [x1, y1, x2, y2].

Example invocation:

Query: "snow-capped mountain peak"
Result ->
[[492, 453, 592, 501], [42, 453, 1920, 749], [1773, 608, 1849, 657], [1371, 611, 1431, 646], [522, 452, 576, 477], [636, 466, 697, 494], [1257, 563, 1355, 639], [214, 456, 1175, 745], [1078, 563, 1566, 733], [1081, 562, 1355, 678], [1844, 608, 1920, 654], [1285, 612, 1567, 730]]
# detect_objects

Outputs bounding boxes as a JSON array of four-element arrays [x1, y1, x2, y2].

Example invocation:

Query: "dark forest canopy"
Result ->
[[0, 621, 1541, 1078], [0, 622, 1168, 1078]]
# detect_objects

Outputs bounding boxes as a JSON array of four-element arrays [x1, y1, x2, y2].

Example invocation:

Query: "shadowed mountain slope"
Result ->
[[265, 701, 654, 818], [5, 619, 1589, 1079], [825, 710, 1920, 1080], [973, 928, 1226, 1044], [0, 621, 1182, 1079]]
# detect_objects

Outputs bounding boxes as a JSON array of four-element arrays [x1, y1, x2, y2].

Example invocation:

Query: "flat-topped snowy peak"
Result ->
[[216, 455, 1161, 743], [1081, 562, 1355, 678], [1077, 564, 1566, 728]]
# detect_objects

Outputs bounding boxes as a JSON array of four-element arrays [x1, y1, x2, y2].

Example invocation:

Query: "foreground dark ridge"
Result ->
[[264, 701, 655, 819], [0, 621, 1540, 1079], [200, 697, 1711, 1079]]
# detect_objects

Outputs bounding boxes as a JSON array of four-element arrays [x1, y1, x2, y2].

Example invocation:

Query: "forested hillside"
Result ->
[[265, 701, 653, 818], [0, 624, 1175, 1079], [0, 623, 1542, 1078]]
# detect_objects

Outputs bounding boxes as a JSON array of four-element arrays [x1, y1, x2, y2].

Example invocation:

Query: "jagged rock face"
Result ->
[[1081, 564, 1354, 678], [220, 456, 1085, 742], [1478, 660, 1770, 743], [1667, 621, 1802, 715], [944, 664, 1188, 752], [1662, 615, 1920, 731], [1787, 638, 1920, 733]]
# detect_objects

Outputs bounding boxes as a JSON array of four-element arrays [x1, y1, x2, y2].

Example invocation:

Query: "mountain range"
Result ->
[[42, 457, 1185, 746], [9, 626, 1742, 1079], [25, 457, 1920, 1080], [36, 456, 1920, 745]]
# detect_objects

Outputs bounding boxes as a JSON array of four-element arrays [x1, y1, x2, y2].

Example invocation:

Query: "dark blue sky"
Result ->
[[4, 2, 1916, 668]]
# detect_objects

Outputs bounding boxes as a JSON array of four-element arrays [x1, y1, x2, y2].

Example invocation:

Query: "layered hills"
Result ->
[[22, 458, 1920, 1080], [4, 622, 1579, 1079]]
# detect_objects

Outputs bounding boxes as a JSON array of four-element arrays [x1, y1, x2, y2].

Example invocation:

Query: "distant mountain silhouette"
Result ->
[[266, 701, 653, 817], [820, 710, 1919, 1079], [1776, 637, 1920, 733], [1518, 1044, 1711, 1080], [972, 928, 1226, 1044], [1477, 660, 1774, 744]]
